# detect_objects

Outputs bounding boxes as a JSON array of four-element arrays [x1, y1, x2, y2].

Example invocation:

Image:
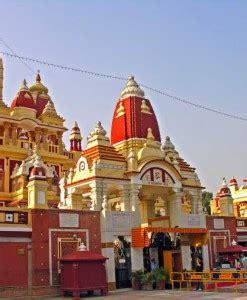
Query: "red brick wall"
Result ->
[[206, 216, 237, 269], [31, 209, 101, 287], [0, 242, 28, 286]]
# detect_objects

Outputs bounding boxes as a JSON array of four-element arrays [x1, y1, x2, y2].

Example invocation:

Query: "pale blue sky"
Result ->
[[0, 0, 246, 194]]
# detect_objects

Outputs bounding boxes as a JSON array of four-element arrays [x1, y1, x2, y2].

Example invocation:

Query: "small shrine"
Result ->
[[59, 243, 108, 299]]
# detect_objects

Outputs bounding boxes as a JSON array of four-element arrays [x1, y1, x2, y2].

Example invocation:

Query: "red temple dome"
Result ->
[[29, 166, 46, 180], [111, 76, 161, 144], [29, 155, 46, 180], [229, 177, 238, 187], [70, 121, 81, 138], [219, 178, 231, 198], [11, 80, 36, 110]]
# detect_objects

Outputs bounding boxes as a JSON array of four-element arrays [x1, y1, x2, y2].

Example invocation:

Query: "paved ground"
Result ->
[[6, 289, 247, 300]]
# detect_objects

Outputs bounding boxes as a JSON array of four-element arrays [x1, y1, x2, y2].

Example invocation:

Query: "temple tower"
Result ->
[[218, 178, 234, 216], [69, 121, 82, 151], [111, 76, 161, 158]]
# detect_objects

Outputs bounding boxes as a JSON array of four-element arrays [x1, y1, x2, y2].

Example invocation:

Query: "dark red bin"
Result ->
[[59, 250, 108, 299]]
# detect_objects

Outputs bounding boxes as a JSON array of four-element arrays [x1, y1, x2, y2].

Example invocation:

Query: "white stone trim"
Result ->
[[0, 237, 31, 242], [208, 230, 230, 267], [0, 227, 32, 232]]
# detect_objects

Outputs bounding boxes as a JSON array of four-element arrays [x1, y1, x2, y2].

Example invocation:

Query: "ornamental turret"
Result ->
[[27, 155, 48, 209], [218, 178, 234, 216], [29, 72, 49, 95], [69, 121, 82, 151], [111, 76, 161, 157], [10, 79, 37, 118]]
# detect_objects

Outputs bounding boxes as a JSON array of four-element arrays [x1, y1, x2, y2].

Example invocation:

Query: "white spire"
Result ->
[[120, 76, 145, 99], [20, 79, 29, 91], [162, 136, 175, 151]]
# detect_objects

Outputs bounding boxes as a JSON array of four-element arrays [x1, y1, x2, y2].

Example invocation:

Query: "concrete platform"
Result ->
[[5, 288, 247, 300]]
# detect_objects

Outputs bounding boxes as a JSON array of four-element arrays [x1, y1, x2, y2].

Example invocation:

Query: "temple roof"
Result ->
[[70, 121, 82, 140], [111, 77, 161, 144], [11, 79, 36, 110], [29, 72, 49, 94], [177, 157, 195, 173], [218, 178, 231, 198], [83, 121, 126, 163]]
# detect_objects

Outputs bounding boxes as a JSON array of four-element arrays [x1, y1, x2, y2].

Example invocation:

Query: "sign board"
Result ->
[[59, 213, 79, 228], [112, 213, 130, 229], [188, 215, 201, 227], [214, 219, 225, 229]]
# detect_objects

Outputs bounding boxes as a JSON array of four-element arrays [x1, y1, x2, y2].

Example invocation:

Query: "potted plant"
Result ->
[[131, 270, 144, 290], [153, 267, 167, 290], [141, 272, 155, 290]]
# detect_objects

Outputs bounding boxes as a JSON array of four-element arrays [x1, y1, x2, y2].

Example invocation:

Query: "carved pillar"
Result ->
[[70, 140, 73, 151], [130, 184, 141, 226], [47, 177, 53, 191], [57, 131, 63, 155], [3, 122, 10, 145], [120, 185, 130, 212], [42, 129, 48, 150], [234, 204, 239, 217], [196, 190, 203, 214], [11, 123, 17, 146], [28, 131, 35, 143], [90, 181, 103, 211], [34, 128, 41, 148], [169, 190, 183, 227]]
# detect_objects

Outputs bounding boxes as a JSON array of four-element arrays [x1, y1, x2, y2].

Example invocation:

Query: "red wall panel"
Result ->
[[0, 242, 28, 286]]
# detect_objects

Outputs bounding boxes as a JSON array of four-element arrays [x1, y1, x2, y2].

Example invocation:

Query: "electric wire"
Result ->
[[0, 50, 246, 122], [0, 39, 36, 74]]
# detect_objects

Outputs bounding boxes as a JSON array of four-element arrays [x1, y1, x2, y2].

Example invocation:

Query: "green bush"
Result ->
[[131, 270, 144, 283], [141, 271, 156, 286], [153, 267, 167, 283]]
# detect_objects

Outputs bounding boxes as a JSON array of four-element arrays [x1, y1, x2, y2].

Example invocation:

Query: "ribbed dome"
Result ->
[[70, 121, 82, 140], [111, 76, 160, 144], [30, 166, 46, 180], [29, 155, 46, 180], [229, 177, 238, 186], [11, 80, 36, 110], [29, 73, 48, 94], [219, 178, 231, 198]]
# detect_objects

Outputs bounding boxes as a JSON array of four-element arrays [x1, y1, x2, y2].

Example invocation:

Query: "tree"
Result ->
[[202, 191, 213, 215]]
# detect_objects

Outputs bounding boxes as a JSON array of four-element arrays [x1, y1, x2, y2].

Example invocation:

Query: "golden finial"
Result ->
[[36, 70, 41, 82]]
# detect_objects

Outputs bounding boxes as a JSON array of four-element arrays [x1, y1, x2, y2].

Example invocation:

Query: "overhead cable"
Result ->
[[0, 50, 246, 122]]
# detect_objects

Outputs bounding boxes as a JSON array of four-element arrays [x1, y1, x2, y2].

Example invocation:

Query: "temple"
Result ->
[[59, 75, 207, 288], [0, 58, 208, 294], [0, 57, 82, 207]]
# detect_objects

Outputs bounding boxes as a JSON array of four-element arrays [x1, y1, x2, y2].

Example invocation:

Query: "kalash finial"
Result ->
[[20, 79, 28, 91], [36, 70, 41, 82], [120, 75, 145, 99]]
